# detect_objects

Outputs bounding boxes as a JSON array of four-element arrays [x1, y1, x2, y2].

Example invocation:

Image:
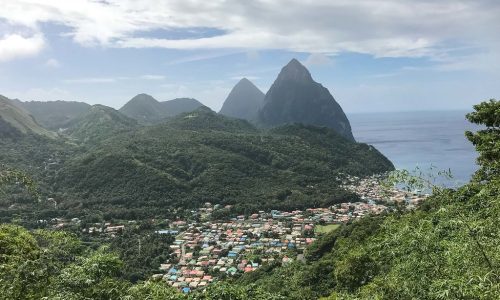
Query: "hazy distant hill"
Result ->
[[163, 98, 206, 117], [119, 93, 205, 124], [65, 104, 137, 144], [55, 108, 393, 217], [0, 95, 56, 138], [12, 99, 91, 130], [219, 78, 265, 121], [258, 59, 355, 141]]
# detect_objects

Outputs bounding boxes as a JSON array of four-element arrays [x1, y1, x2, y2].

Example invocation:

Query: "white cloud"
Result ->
[[140, 74, 165, 80], [165, 51, 242, 66], [0, 33, 45, 62], [45, 58, 60, 68], [0, 1, 498, 67], [304, 53, 333, 67], [64, 74, 168, 83], [64, 77, 117, 84]]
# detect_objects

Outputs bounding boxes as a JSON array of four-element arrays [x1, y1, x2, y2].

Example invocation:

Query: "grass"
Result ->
[[314, 224, 340, 234]]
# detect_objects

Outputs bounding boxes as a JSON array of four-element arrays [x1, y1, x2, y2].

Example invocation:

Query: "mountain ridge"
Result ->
[[119, 94, 205, 124], [12, 99, 91, 130], [0, 95, 57, 138]]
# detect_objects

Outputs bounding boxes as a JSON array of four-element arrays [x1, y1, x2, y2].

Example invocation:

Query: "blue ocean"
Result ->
[[349, 110, 481, 187]]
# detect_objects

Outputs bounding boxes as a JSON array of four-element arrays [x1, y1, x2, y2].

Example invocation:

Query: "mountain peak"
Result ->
[[237, 77, 252, 85], [277, 58, 313, 83], [66, 104, 137, 143], [234, 77, 259, 90], [129, 93, 158, 104], [219, 78, 265, 121], [258, 60, 355, 141]]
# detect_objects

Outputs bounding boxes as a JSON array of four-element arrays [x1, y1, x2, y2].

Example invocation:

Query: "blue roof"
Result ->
[[168, 268, 177, 274], [182, 287, 191, 293], [156, 230, 179, 235]]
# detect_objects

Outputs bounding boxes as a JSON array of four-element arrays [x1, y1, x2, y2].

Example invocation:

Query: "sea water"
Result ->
[[349, 110, 481, 187]]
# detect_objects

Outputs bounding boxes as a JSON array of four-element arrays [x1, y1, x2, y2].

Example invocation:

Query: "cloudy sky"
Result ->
[[0, 0, 498, 113]]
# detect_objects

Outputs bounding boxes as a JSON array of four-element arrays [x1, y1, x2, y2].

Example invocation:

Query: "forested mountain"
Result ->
[[0, 95, 57, 138], [219, 78, 265, 121], [0, 93, 392, 221], [119, 93, 205, 124], [51, 108, 392, 219], [12, 99, 91, 130], [65, 104, 138, 144], [258, 59, 354, 141]]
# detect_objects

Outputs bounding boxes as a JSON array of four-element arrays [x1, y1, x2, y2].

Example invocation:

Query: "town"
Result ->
[[44, 175, 428, 294], [153, 200, 388, 293]]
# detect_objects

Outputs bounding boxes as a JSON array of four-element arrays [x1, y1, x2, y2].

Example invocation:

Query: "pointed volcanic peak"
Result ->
[[219, 78, 265, 121], [119, 93, 164, 124], [66, 104, 138, 144], [0, 95, 57, 138], [258, 59, 355, 141], [13, 99, 91, 130]]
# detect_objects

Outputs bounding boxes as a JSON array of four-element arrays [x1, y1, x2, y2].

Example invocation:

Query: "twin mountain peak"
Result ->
[[220, 58, 354, 141]]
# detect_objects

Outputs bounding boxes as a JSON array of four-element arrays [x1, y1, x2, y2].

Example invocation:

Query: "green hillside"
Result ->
[[53, 108, 393, 218], [65, 104, 138, 144], [0, 95, 57, 138], [234, 99, 500, 300], [12, 99, 91, 130]]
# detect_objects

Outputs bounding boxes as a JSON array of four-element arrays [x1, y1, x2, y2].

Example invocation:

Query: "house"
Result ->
[[226, 267, 238, 275]]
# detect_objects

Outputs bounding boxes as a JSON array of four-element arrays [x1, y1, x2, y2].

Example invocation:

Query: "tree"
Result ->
[[465, 99, 500, 181]]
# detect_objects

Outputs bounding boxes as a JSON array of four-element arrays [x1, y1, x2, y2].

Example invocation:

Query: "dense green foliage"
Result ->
[[465, 99, 499, 181], [109, 228, 175, 282], [65, 104, 138, 144]]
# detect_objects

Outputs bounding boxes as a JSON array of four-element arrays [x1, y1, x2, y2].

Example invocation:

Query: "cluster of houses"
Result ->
[[155, 198, 395, 293], [342, 174, 428, 208], [156, 210, 316, 293]]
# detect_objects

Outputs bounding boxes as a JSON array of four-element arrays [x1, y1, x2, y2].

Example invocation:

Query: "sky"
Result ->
[[0, 0, 498, 113]]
